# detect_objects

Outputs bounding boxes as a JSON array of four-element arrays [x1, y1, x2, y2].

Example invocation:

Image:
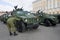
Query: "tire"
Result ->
[[21, 22, 26, 32], [3, 21, 6, 24], [51, 21, 56, 26], [44, 19, 51, 26], [15, 20, 26, 32], [58, 19, 60, 23], [48, 19, 56, 26], [57, 15, 60, 23], [33, 24, 39, 29]]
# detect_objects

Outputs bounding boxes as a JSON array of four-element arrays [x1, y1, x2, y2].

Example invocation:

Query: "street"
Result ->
[[0, 21, 60, 40]]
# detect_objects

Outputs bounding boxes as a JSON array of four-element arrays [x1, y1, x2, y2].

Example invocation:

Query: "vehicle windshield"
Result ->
[[16, 11, 26, 16], [15, 11, 35, 18], [17, 11, 24, 14]]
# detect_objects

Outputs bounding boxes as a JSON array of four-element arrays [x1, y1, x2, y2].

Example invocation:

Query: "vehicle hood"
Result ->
[[46, 15, 55, 19], [17, 15, 36, 18]]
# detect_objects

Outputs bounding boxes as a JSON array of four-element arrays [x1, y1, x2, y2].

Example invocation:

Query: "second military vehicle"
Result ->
[[35, 10, 57, 26], [52, 14, 60, 23], [0, 12, 11, 23]]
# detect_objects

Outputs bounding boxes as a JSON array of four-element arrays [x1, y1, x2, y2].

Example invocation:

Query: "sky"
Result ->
[[0, 0, 35, 11]]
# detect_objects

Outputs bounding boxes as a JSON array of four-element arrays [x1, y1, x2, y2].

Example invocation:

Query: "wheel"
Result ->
[[15, 20, 26, 32], [3, 21, 6, 24], [57, 15, 60, 23], [44, 19, 51, 26], [48, 19, 56, 26], [52, 22, 56, 26], [33, 24, 39, 29], [58, 19, 60, 23], [21, 22, 26, 32]]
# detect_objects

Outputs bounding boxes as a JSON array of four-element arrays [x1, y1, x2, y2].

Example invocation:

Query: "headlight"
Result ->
[[37, 18, 39, 21], [8, 15, 11, 16], [25, 19, 27, 22]]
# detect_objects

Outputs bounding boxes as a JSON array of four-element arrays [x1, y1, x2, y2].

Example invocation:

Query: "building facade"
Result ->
[[32, 0, 60, 14], [0, 12, 6, 16], [0, 11, 11, 16]]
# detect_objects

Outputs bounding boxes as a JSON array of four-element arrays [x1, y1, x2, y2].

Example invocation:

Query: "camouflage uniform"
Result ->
[[7, 17, 20, 36]]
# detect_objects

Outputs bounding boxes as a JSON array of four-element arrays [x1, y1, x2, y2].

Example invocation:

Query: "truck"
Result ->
[[52, 14, 60, 23], [0, 13, 11, 23], [7, 7, 40, 32], [35, 10, 57, 26]]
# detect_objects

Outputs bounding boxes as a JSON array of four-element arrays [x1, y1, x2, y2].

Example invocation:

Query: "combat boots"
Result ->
[[9, 32, 18, 36], [14, 32, 18, 36], [9, 32, 13, 36]]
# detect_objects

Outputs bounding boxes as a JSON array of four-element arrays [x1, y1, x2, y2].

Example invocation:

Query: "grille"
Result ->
[[27, 18, 38, 23]]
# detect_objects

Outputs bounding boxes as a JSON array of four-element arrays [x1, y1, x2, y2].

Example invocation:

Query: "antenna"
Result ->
[[21, 0, 24, 9], [14, 5, 18, 9]]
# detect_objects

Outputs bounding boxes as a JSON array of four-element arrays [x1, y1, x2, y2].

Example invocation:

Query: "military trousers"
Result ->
[[7, 22, 16, 33]]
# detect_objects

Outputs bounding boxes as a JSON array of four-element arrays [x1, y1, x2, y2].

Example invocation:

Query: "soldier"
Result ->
[[7, 17, 20, 36]]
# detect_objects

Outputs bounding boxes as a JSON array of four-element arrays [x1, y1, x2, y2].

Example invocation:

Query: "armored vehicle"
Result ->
[[35, 10, 56, 26], [9, 8, 39, 32], [0, 13, 11, 23], [52, 14, 60, 23]]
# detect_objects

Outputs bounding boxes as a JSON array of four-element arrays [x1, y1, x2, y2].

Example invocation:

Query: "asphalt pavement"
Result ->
[[0, 21, 60, 40]]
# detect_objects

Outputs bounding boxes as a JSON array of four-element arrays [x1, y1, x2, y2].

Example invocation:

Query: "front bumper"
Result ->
[[26, 23, 39, 28]]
